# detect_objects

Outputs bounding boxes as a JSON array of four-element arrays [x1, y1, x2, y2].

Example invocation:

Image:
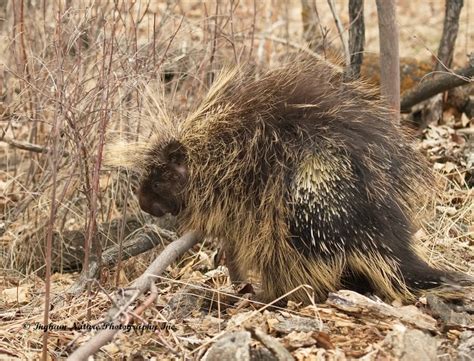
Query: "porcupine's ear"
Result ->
[[163, 140, 188, 180]]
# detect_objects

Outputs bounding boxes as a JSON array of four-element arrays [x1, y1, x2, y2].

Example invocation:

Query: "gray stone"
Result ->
[[203, 331, 251, 361]]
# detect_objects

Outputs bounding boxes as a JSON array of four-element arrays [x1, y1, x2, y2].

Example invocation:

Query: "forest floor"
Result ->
[[0, 1, 473, 359]]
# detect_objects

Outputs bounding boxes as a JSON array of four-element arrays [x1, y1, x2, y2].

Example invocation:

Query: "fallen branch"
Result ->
[[118, 231, 201, 294], [67, 230, 202, 361], [0, 135, 71, 156], [0, 136, 48, 153], [400, 65, 474, 113], [326, 290, 437, 332], [456, 128, 474, 135], [66, 225, 178, 294], [102, 226, 177, 267], [51, 218, 175, 273]]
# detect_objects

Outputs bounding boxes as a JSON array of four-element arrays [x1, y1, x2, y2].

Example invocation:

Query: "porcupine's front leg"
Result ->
[[221, 241, 246, 284]]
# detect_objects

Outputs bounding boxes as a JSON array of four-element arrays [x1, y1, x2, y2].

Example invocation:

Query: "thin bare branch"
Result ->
[[327, 0, 350, 68]]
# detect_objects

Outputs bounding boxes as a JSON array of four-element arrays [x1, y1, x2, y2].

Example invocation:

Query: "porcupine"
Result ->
[[132, 58, 466, 304]]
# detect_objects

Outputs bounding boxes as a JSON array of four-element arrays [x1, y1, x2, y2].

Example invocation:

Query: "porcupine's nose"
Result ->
[[137, 188, 167, 217]]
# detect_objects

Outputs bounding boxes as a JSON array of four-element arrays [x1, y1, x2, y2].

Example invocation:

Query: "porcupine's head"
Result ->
[[137, 140, 188, 217]]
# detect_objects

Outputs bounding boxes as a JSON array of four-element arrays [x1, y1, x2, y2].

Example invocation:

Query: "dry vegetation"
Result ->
[[0, 1, 472, 359]]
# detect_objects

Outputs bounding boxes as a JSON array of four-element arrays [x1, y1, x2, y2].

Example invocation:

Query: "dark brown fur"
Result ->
[[136, 59, 468, 303], [138, 141, 187, 217]]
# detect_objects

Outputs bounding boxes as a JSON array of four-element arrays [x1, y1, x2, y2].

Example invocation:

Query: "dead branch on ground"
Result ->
[[66, 224, 178, 294], [400, 65, 474, 112], [0, 136, 49, 153], [67, 230, 201, 361]]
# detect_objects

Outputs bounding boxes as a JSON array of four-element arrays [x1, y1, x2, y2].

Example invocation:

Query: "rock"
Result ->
[[272, 315, 323, 334], [426, 294, 473, 330], [458, 331, 474, 361], [203, 331, 251, 361], [383, 325, 438, 361], [250, 347, 278, 361]]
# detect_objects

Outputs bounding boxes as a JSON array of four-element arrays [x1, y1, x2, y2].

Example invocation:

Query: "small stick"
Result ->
[[248, 327, 294, 361], [157, 16, 184, 70]]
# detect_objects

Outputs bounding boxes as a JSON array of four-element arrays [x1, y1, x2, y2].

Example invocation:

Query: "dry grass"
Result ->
[[0, 1, 472, 359]]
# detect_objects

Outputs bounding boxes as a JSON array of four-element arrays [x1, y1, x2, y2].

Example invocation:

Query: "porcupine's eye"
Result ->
[[151, 181, 161, 194]]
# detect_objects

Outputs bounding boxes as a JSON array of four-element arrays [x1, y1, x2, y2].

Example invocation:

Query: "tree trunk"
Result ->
[[424, 0, 464, 125], [437, 0, 464, 71], [346, 0, 365, 81], [376, 0, 400, 124]]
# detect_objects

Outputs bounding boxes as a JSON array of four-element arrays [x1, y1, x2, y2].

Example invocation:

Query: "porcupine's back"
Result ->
[[177, 58, 438, 301]]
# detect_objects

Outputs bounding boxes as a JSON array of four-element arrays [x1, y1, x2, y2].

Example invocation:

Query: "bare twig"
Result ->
[[327, 0, 350, 68], [82, 13, 117, 294], [132, 282, 158, 319], [114, 175, 131, 287], [81, 12, 118, 323], [247, 327, 294, 361], [248, 0, 256, 60], [157, 16, 184, 70], [17, 0, 37, 145], [253, 34, 342, 72], [228, 0, 238, 64], [208, 0, 219, 84], [301, 0, 321, 48]]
